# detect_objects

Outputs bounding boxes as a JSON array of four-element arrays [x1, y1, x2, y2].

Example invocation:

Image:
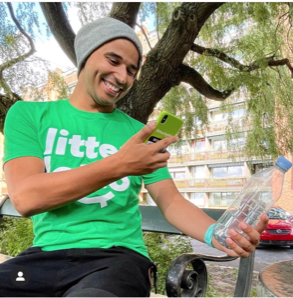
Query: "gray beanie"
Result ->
[[75, 17, 143, 75]]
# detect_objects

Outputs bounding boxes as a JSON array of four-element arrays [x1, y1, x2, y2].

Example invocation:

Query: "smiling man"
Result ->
[[0, 17, 268, 297]]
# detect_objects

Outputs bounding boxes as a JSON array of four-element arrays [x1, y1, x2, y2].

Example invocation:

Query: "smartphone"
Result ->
[[144, 111, 183, 151]]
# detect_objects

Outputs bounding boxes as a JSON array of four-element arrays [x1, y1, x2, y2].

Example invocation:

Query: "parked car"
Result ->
[[259, 207, 293, 248]]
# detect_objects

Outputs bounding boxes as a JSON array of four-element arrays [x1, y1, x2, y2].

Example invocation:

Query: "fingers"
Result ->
[[254, 213, 269, 234], [151, 136, 179, 152], [129, 122, 179, 152], [119, 122, 179, 176], [224, 221, 262, 258], [132, 122, 157, 143]]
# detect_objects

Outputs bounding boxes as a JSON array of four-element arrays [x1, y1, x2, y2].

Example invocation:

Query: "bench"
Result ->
[[1, 196, 255, 297]]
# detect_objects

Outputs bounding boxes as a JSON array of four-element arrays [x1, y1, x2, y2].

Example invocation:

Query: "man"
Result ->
[[0, 17, 268, 297]]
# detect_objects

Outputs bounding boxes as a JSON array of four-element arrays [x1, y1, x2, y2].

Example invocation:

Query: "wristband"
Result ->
[[204, 224, 215, 248]]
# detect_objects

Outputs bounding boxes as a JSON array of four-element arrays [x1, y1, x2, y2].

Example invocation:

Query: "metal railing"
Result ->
[[169, 150, 245, 164], [173, 177, 249, 189]]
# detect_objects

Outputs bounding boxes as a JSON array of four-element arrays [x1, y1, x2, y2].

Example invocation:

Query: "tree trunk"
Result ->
[[109, 3, 141, 28], [117, 3, 224, 123], [40, 2, 77, 67]]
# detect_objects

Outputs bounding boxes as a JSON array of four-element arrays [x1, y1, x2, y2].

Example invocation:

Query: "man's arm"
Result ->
[[4, 123, 178, 217], [146, 179, 268, 258]]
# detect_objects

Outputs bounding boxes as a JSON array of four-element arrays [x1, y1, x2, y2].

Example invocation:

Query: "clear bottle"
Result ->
[[213, 156, 292, 248]]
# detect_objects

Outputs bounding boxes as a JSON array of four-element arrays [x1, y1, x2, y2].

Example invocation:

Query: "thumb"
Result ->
[[132, 121, 156, 143]]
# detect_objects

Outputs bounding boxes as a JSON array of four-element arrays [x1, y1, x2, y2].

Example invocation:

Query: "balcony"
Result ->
[[173, 177, 249, 191], [141, 177, 249, 193], [169, 149, 245, 165], [206, 117, 249, 135]]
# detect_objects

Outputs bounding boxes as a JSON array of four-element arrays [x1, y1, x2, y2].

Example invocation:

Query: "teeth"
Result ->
[[104, 81, 120, 92]]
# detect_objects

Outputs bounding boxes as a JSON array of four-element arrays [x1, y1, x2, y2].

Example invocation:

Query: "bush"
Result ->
[[0, 216, 34, 256], [143, 232, 219, 296], [143, 232, 193, 295]]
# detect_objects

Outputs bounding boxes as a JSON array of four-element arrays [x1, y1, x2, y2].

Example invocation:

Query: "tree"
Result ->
[[1, 2, 293, 158]]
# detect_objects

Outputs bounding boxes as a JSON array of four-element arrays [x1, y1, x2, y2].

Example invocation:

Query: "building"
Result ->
[[142, 97, 277, 209]]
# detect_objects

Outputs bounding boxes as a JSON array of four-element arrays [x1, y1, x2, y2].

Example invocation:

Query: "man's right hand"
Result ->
[[118, 122, 179, 176]]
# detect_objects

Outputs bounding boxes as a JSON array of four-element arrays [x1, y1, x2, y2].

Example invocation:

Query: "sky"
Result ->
[[32, 4, 84, 73]]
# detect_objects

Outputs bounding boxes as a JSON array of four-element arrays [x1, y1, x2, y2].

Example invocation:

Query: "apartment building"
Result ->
[[142, 97, 275, 209]]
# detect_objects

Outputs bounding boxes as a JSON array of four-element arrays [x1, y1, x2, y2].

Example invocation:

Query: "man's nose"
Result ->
[[115, 66, 128, 87]]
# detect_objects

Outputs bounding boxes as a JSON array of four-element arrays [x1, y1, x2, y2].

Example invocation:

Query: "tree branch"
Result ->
[[177, 63, 233, 101], [7, 2, 35, 52], [191, 43, 293, 76], [40, 3, 76, 66], [136, 23, 152, 50], [0, 3, 36, 72], [109, 3, 141, 28]]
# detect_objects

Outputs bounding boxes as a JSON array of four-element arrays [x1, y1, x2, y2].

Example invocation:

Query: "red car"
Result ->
[[259, 207, 293, 248]]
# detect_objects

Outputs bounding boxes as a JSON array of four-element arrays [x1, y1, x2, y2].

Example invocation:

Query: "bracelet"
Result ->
[[204, 224, 215, 248]]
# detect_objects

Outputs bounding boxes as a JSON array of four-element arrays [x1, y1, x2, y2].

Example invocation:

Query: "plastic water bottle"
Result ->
[[213, 156, 292, 248]]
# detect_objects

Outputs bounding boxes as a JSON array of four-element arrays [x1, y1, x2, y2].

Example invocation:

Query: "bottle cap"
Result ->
[[275, 156, 292, 172]]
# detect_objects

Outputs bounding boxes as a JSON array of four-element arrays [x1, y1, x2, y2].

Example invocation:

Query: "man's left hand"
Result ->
[[213, 213, 269, 258]]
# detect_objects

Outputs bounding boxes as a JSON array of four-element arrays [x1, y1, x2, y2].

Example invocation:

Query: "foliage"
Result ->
[[73, 2, 112, 25], [0, 2, 48, 94], [185, 2, 293, 158], [145, 2, 293, 159], [143, 232, 192, 295], [0, 216, 34, 257]]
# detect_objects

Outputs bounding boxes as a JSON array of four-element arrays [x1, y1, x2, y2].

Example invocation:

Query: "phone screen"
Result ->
[[146, 136, 162, 145]]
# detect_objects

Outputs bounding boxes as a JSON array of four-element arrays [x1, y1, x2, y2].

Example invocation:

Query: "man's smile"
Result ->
[[103, 79, 121, 95]]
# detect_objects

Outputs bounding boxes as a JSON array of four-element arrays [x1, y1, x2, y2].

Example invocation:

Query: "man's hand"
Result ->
[[117, 122, 178, 176], [213, 213, 269, 258]]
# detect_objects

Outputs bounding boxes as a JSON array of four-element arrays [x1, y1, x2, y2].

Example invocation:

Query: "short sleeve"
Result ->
[[4, 101, 43, 164], [142, 166, 172, 185]]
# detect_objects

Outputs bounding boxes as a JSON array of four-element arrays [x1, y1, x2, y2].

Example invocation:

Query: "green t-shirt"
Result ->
[[4, 99, 171, 259]]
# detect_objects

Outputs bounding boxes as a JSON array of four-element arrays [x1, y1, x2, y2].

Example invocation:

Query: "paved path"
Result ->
[[191, 239, 293, 272]]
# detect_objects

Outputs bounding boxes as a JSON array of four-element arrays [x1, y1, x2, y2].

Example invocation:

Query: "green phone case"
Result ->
[[144, 111, 183, 144]]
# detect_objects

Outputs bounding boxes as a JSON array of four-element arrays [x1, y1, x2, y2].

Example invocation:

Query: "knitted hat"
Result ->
[[75, 17, 143, 75]]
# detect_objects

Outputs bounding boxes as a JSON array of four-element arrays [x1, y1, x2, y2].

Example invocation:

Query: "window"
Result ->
[[231, 104, 245, 118], [210, 109, 227, 122], [212, 139, 227, 150], [210, 104, 245, 122], [209, 193, 238, 207], [170, 167, 186, 180], [191, 140, 205, 152], [169, 141, 188, 155], [172, 172, 186, 180], [212, 166, 243, 178], [190, 193, 205, 207], [212, 167, 227, 178], [228, 137, 246, 149], [195, 139, 205, 151], [192, 166, 205, 178], [227, 166, 243, 177]]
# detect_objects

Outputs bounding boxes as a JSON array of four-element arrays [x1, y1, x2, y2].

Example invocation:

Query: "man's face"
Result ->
[[81, 38, 139, 109]]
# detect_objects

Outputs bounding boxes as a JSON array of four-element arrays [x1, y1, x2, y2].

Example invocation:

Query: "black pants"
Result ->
[[0, 246, 155, 297]]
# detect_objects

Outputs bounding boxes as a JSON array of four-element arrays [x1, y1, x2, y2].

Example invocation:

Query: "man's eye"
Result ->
[[109, 58, 118, 65], [127, 70, 135, 77]]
